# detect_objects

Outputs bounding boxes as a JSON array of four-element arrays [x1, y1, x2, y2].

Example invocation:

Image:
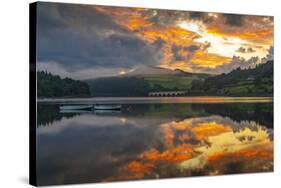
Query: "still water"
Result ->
[[37, 97, 273, 185]]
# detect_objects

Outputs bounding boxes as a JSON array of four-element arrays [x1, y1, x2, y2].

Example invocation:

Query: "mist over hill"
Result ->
[[86, 61, 273, 97], [37, 60, 273, 98], [125, 65, 209, 77]]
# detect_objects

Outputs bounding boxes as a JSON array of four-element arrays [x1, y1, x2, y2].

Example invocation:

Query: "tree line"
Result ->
[[189, 60, 273, 96], [37, 71, 91, 97], [37, 60, 273, 97]]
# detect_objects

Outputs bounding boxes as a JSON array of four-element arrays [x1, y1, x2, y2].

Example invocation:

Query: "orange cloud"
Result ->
[[238, 143, 273, 159], [94, 6, 273, 73], [207, 142, 273, 174], [94, 6, 152, 32], [107, 144, 195, 181], [139, 145, 194, 163], [126, 161, 154, 177], [191, 121, 232, 139], [94, 6, 230, 71], [207, 27, 273, 45], [106, 116, 273, 181], [192, 51, 232, 67], [206, 15, 273, 45]]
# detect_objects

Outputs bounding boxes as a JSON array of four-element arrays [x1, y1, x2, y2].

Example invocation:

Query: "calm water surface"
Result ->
[[37, 97, 273, 185]]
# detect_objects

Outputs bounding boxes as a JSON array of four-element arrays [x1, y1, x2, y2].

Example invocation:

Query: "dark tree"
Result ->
[[37, 71, 91, 98]]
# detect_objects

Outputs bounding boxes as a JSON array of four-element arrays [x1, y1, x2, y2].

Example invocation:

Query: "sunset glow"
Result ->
[[37, 4, 273, 77], [105, 116, 273, 181], [35, 3, 274, 185], [93, 6, 273, 74]]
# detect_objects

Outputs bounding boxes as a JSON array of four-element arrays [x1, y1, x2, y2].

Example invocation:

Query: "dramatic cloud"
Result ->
[[37, 2, 163, 75], [193, 46, 273, 74], [215, 56, 260, 73], [223, 14, 244, 26], [37, 2, 274, 78], [206, 15, 273, 45]]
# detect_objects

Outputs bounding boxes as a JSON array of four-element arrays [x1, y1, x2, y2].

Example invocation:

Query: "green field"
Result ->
[[216, 80, 273, 95], [142, 75, 201, 91]]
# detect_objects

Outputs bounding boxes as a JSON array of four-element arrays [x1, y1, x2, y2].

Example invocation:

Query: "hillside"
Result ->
[[126, 65, 209, 77], [86, 61, 273, 97], [140, 75, 203, 92], [201, 60, 273, 96], [86, 70, 209, 96], [37, 71, 91, 98], [86, 76, 149, 97]]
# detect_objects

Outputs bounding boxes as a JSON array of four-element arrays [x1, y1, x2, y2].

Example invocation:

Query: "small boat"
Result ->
[[94, 110, 121, 114], [60, 109, 92, 113], [94, 104, 121, 110], [59, 104, 93, 111]]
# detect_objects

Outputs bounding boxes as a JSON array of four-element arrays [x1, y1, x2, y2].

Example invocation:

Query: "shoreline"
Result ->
[[37, 96, 273, 104]]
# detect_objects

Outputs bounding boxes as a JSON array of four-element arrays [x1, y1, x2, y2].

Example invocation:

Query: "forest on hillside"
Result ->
[[87, 61, 273, 97], [37, 71, 91, 98], [194, 60, 273, 96], [37, 61, 273, 97]]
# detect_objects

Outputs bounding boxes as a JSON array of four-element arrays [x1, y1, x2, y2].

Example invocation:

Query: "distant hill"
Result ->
[[86, 76, 150, 97], [37, 71, 91, 98], [126, 65, 209, 78], [201, 61, 273, 96], [86, 61, 273, 97], [38, 61, 272, 98], [86, 67, 210, 96]]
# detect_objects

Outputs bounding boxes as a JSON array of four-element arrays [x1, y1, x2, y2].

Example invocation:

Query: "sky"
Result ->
[[36, 2, 274, 80]]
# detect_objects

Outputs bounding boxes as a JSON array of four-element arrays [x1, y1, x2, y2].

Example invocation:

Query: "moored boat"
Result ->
[[94, 104, 121, 110], [59, 109, 92, 113], [94, 110, 121, 114], [59, 104, 93, 111]]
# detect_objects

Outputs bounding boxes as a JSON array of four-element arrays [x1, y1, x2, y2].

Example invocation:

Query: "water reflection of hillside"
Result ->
[[37, 104, 80, 127], [37, 103, 273, 128], [123, 103, 273, 128], [37, 113, 273, 185], [204, 103, 273, 128]]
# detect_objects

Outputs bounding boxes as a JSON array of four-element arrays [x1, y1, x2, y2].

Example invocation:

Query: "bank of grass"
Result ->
[[220, 81, 272, 95], [143, 75, 200, 91], [142, 75, 272, 96]]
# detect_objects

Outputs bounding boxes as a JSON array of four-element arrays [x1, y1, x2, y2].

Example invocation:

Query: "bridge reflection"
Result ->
[[148, 91, 186, 97]]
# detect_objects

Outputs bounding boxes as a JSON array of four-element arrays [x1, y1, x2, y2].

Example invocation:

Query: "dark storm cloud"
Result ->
[[37, 114, 164, 185], [186, 45, 200, 52], [189, 12, 204, 20], [152, 37, 166, 49], [172, 45, 185, 61], [144, 10, 187, 26], [171, 44, 201, 61], [37, 2, 162, 71], [144, 10, 214, 26], [223, 14, 244, 26], [188, 12, 213, 23]]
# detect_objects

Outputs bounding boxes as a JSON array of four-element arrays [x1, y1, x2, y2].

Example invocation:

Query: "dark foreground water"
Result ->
[[36, 97, 273, 186]]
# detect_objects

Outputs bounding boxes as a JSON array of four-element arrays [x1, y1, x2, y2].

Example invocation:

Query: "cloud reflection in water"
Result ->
[[37, 107, 273, 185], [107, 116, 273, 181]]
